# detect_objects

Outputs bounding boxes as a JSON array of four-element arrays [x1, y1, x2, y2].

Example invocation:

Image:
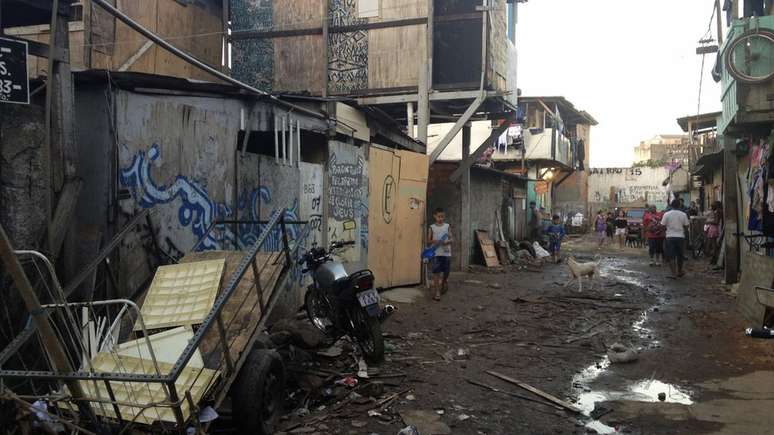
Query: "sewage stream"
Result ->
[[570, 258, 693, 433]]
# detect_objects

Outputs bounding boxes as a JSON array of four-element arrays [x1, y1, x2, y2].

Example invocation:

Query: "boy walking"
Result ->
[[428, 208, 452, 301], [661, 199, 690, 279], [545, 214, 566, 264]]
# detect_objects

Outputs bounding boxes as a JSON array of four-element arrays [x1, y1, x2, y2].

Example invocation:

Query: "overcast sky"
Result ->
[[516, 0, 722, 167]]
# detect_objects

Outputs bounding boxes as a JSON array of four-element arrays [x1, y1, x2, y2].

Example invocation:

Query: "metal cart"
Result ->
[[0, 209, 308, 434]]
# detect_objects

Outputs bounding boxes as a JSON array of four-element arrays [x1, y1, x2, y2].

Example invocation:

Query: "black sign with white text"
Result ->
[[0, 37, 29, 105]]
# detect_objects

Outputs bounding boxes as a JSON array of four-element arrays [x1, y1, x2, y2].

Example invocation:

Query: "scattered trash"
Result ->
[[399, 410, 451, 435], [351, 420, 368, 428], [322, 387, 334, 398], [368, 410, 383, 417], [533, 242, 551, 259], [198, 406, 218, 423], [361, 381, 385, 397], [335, 376, 359, 387], [464, 279, 485, 285], [457, 414, 471, 421], [397, 425, 420, 435], [435, 408, 445, 415], [358, 359, 370, 378], [488, 283, 502, 289], [294, 407, 310, 417], [590, 406, 612, 419], [317, 339, 346, 357], [745, 327, 774, 338], [406, 394, 416, 401], [658, 392, 666, 402], [607, 343, 638, 364]]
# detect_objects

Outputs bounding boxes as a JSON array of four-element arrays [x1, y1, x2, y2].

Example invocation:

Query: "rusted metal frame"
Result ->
[[62, 209, 151, 297], [166, 382, 185, 427], [103, 379, 123, 422], [167, 210, 284, 381], [215, 313, 234, 373]]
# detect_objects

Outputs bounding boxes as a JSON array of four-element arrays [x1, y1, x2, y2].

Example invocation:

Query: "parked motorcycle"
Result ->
[[300, 240, 394, 363]]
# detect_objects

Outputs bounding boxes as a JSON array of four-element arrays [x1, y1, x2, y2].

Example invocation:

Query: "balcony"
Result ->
[[493, 127, 574, 169], [719, 15, 774, 134]]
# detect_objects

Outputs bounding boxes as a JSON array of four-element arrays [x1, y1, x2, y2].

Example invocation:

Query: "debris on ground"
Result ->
[[399, 410, 452, 435], [607, 342, 639, 363]]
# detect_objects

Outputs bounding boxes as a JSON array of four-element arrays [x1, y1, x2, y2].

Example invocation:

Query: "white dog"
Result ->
[[565, 256, 601, 292]]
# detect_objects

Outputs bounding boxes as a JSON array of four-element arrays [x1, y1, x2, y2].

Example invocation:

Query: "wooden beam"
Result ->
[[117, 39, 153, 71], [449, 116, 514, 182], [230, 17, 428, 41], [722, 136, 739, 283], [461, 124, 471, 268], [321, 0, 329, 97], [373, 124, 425, 154], [357, 90, 505, 106], [48, 179, 83, 259], [487, 371, 582, 413], [536, 98, 556, 120], [429, 93, 485, 164], [0, 34, 67, 60]]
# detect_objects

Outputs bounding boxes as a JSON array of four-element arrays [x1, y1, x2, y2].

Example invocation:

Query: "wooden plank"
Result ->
[[367, 147, 398, 288], [179, 251, 283, 369], [475, 230, 500, 268], [367, 24, 425, 90], [391, 151, 428, 286], [111, 0, 158, 73], [274, 34, 325, 94], [486, 371, 582, 414], [48, 180, 83, 260]]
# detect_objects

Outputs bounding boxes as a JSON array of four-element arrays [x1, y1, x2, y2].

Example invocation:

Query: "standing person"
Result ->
[[594, 210, 607, 248], [545, 214, 566, 264], [605, 211, 615, 241], [528, 202, 542, 242], [428, 208, 452, 301], [705, 201, 723, 263], [661, 199, 690, 279], [643, 205, 665, 266], [688, 201, 699, 217], [614, 210, 628, 249]]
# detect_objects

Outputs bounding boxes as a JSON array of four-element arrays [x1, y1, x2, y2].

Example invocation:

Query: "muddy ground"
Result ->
[[272, 235, 774, 435]]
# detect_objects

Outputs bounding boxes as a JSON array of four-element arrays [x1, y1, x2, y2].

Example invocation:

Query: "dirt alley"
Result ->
[[279, 235, 774, 434]]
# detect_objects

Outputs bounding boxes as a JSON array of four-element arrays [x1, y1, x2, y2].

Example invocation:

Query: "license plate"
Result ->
[[356, 289, 379, 307]]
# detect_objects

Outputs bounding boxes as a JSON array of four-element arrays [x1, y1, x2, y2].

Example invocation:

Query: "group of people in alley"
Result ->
[[592, 199, 722, 279], [426, 198, 725, 300]]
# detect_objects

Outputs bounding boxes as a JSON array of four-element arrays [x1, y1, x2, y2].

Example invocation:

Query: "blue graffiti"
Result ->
[[121, 143, 300, 252], [359, 200, 368, 250]]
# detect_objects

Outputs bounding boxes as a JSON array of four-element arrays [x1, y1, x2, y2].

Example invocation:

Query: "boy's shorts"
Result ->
[[549, 241, 561, 254], [432, 256, 451, 275]]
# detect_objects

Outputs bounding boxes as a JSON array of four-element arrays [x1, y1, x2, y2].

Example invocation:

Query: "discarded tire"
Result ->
[[232, 348, 286, 435]]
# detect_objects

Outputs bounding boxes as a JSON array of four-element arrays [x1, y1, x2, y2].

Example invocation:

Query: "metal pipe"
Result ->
[[90, 0, 330, 122], [282, 116, 288, 166], [289, 116, 294, 166], [274, 114, 279, 164], [297, 119, 302, 168]]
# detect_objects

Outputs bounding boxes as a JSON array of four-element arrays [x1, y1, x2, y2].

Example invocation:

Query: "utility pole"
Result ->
[[722, 136, 739, 283], [461, 124, 472, 269]]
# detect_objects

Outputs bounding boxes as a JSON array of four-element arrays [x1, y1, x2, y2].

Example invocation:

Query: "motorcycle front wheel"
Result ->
[[305, 289, 334, 334], [350, 307, 384, 364]]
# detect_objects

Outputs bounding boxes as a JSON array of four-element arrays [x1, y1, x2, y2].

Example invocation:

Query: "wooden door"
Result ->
[[368, 147, 398, 288], [391, 151, 428, 286]]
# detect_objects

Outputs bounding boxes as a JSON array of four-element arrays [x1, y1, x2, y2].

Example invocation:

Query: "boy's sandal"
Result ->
[[433, 295, 441, 301]]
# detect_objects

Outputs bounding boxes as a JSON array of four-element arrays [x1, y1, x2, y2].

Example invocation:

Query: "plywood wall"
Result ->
[[273, 0, 326, 94], [9, 0, 223, 82]]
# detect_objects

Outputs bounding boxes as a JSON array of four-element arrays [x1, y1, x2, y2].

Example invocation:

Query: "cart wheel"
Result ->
[[232, 349, 285, 435]]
